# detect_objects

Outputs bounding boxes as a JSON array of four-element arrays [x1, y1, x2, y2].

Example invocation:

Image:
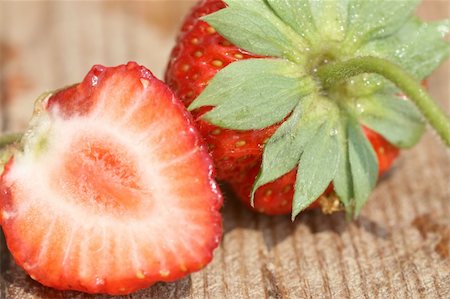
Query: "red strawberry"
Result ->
[[165, 0, 266, 183], [165, 0, 407, 216], [228, 128, 399, 215], [0, 62, 222, 295]]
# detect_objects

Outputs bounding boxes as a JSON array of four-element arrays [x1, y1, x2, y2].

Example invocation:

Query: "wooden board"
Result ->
[[1, 1, 449, 298]]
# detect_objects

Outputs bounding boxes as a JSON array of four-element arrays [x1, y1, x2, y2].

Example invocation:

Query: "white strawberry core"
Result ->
[[8, 110, 197, 220]]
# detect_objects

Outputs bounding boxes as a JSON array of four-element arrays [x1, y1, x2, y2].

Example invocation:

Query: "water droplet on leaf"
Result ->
[[330, 128, 338, 136], [356, 103, 364, 113]]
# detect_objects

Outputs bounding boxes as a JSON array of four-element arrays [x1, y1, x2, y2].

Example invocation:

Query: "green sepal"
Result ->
[[308, 0, 349, 43], [190, 59, 316, 130], [251, 96, 319, 204], [203, 0, 306, 63], [345, 0, 419, 49], [333, 117, 353, 213], [359, 18, 450, 79], [266, 0, 317, 43], [291, 108, 341, 219], [354, 92, 425, 148], [21, 92, 54, 159], [348, 118, 379, 216], [333, 117, 379, 218], [0, 133, 22, 150], [0, 92, 52, 174], [0, 134, 22, 174], [267, 0, 349, 44]]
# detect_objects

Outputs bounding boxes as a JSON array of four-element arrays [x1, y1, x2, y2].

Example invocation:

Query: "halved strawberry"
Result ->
[[0, 62, 222, 295]]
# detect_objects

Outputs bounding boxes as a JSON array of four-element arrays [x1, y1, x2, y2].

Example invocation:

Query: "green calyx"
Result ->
[[0, 133, 22, 150], [0, 133, 23, 174], [0, 92, 53, 175], [189, 0, 450, 219], [317, 56, 450, 146]]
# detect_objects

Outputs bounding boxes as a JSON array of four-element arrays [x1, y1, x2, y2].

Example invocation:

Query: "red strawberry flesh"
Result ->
[[0, 62, 222, 295]]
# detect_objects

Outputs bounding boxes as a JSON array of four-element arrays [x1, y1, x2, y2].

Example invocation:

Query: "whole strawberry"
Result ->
[[166, 0, 450, 218], [0, 62, 223, 295]]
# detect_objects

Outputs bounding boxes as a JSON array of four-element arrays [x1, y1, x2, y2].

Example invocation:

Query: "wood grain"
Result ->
[[1, 1, 449, 298]]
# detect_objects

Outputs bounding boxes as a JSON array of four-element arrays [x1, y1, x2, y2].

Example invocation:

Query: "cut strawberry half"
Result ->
[[0, 62, 223, 295]]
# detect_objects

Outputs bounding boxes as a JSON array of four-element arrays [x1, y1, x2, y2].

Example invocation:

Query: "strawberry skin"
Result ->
[[228, 128, 399, 215], [165, 0, 275, 183], [0, 62, 223, 295], [165, 0, 400, 215]]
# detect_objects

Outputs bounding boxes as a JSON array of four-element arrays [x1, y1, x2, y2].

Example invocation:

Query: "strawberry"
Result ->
[[0, 62, 223, 295], [228, 127, 399, 215], [165, 0, 266, 183], [166, 0, 450, 218]]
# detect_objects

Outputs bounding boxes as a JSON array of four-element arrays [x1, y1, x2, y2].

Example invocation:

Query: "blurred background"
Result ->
[[0, 0, 198, 132]]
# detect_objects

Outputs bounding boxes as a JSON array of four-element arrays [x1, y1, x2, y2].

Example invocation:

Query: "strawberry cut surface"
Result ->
[[0, 62, 222, 295]]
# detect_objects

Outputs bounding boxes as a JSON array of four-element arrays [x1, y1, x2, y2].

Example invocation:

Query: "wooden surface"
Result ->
[[0, 1, 449, 298]]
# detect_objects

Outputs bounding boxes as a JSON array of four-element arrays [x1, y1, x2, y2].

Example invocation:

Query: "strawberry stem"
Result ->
[[316, 56, 450, 147], [0, 133, 22, 149]]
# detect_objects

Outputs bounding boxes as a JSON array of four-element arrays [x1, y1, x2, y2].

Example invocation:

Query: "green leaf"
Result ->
[[189, 59, 303, 109], [334, 117, 379, 218], [345, 0, 419, 48], [268, 0, 350, 45], [291, 115, 341, 219], [190, 59, 315, 130], [333, 118, 354, 211], [355, 93, 425, 148], [307, 0, 349, 43], [266, 0, 317, 43], [252, 104, 304, 196], [347, 119, 379, 215], [359, 18, 450, 79], [203, 0, 307, 62], [251, 97, 322, 201]]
